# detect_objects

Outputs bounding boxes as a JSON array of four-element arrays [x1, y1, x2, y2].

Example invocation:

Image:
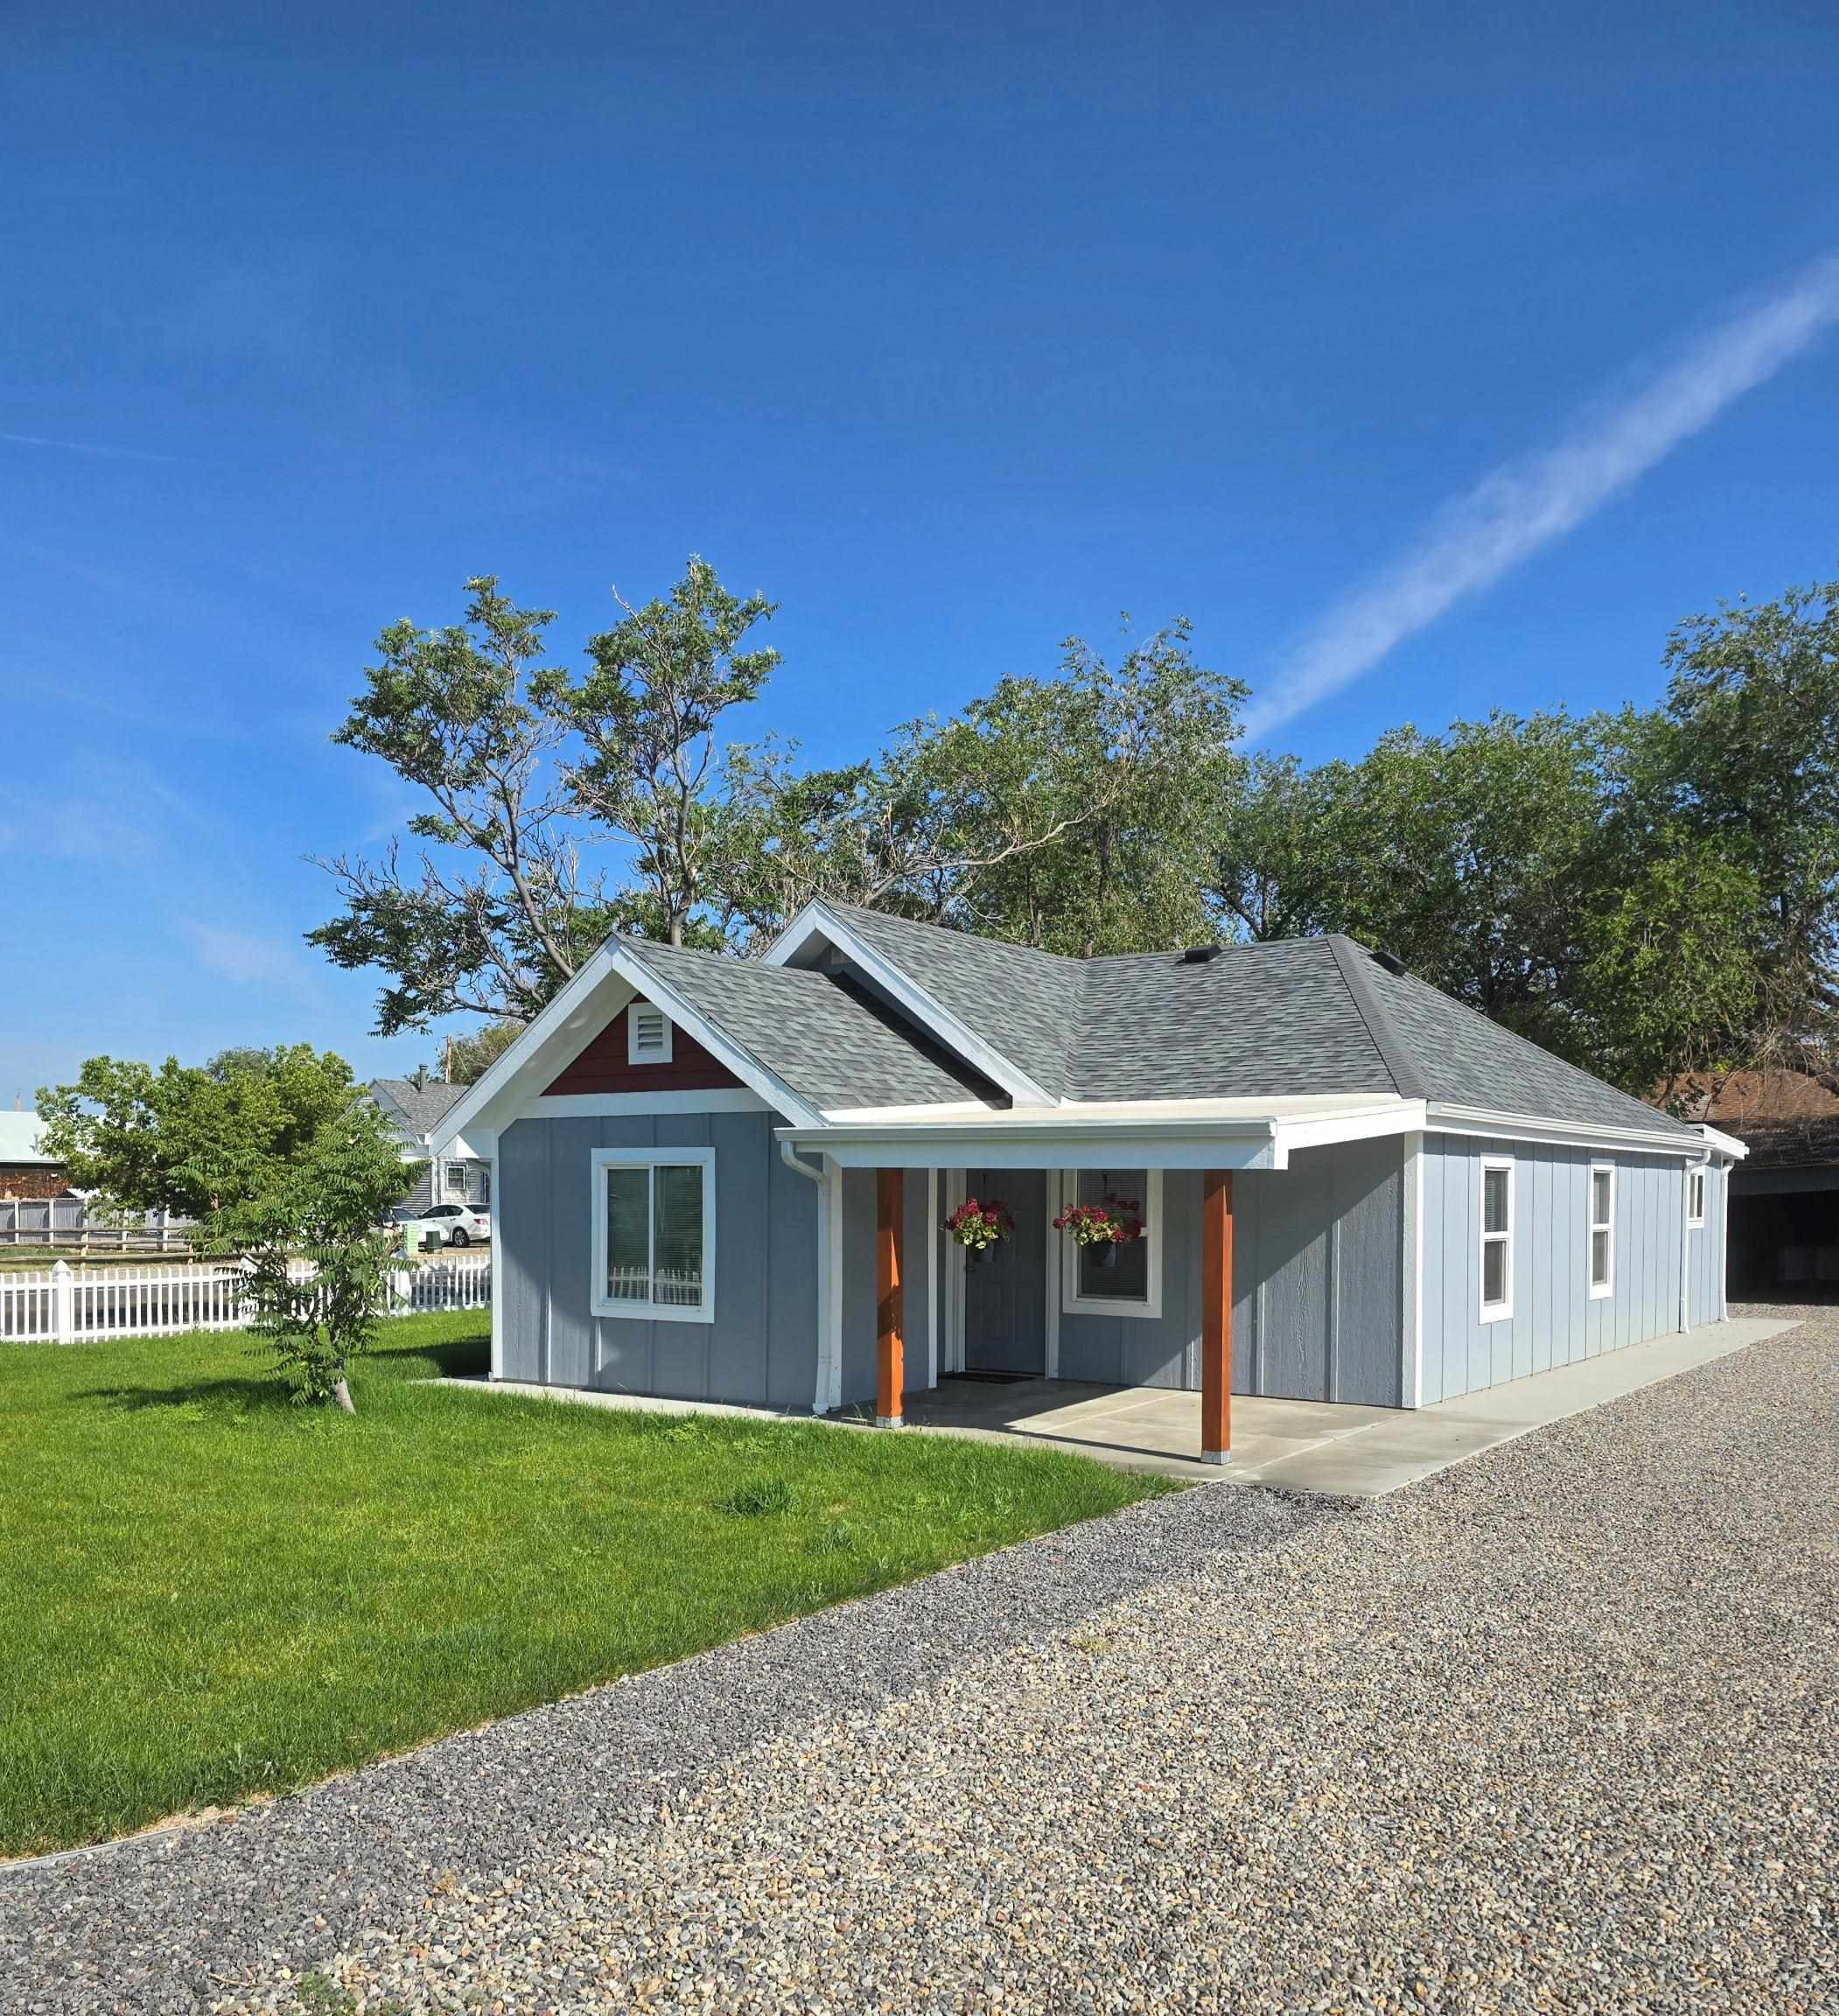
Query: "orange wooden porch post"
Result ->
[[876, 1168, 905, 1428], [1201, 1169, 1233, 1465]]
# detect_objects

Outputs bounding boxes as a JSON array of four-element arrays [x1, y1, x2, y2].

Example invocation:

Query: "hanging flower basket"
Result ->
[[943, 1196, 1013, 1261], [1053, 1196, 1143, 1269]]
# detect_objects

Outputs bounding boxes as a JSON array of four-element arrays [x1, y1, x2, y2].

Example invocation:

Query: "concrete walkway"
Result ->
[[900, 1314, 1795, 1491], [441, 1314, 1794, 1496]]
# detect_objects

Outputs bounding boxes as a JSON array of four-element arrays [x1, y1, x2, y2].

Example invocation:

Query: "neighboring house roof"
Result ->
[[370, 1077, 469, 1145], [0, 1111, 57, 1165], [1736, 1117, 1839, 1172]]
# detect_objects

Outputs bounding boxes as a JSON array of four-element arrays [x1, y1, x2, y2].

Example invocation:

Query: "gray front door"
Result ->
[[962, 1170, 1046, 1374]]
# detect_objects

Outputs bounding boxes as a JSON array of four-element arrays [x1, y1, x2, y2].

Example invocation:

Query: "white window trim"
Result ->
[[590, 1145, 715, 1325], [1588, 1159, 1615, 1300], [1059, 1167, 1164, 1320], [1686, 1166, 1707, 1227], [1479, 1155, 1514, 1324], [626, 1004, 673, 1067]]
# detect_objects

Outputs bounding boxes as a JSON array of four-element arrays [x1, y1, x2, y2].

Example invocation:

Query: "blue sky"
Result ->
[[4, 1, 1838, 1102]]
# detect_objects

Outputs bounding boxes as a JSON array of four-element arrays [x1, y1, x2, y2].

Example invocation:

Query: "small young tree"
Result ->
[[215, 1102, 409, 1414]]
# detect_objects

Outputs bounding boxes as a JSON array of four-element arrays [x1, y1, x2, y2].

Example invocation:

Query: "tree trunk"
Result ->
[[332, 1376, 355, 1415]]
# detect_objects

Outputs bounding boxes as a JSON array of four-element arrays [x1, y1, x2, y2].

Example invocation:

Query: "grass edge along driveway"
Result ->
[[0, 1312, 1173, 1858]]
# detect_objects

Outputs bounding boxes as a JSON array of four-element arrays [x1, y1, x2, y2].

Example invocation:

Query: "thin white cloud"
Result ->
[[0, 430, 174, 462], [183, 920, 313, 994], [1244, 250, 1839, 740]]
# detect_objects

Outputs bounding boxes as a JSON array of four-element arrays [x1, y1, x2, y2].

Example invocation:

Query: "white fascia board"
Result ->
[[762, 900, 1056, 1108], [1696, 1123, 1749, 1161], [1271, 1099, 1426, 1155], [779, 1116, 1279, 1172], [1425, 1102, 1708, 1161]]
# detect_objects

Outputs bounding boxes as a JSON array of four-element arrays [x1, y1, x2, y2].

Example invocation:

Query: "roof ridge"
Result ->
[[815, 898, 1086, 970], [1325, 936, 1431, 1102]]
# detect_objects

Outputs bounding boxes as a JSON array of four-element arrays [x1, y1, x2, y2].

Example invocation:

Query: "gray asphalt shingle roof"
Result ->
[[614, 937, 994, 1116], [372, 1077, 468, 1140], [610, 907, 1703, 1143], [815, 901, 1085, 1100]]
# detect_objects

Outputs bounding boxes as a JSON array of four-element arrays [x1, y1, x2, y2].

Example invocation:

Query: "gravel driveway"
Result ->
[[5, 1309, 1835, 2015]]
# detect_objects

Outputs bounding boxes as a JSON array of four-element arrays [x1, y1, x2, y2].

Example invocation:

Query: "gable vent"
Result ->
[[626, 1004, 673, 1065]]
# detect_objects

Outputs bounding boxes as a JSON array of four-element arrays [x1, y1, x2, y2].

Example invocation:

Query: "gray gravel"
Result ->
[[5, 1310, 1836, 2015]]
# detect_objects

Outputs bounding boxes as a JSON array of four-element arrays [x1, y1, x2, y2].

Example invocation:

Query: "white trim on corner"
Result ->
[[761, 900, 1057, 1107], [487, 1133, 504, 1380], [589, 1145, 717, 1326], [1429, 1102, 1703, 1162], [525, 1089, 767, 1118], [1479, 1154, 1514, 1325], [823, 1154, 845, 1412], [1059, 1167, 1164, 1321], [1402, 1130, 1424, 1409], [1587, 1159, 1616, 1300]]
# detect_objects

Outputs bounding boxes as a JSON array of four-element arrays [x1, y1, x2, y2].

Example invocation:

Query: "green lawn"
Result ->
[[0, 1315, 1171, 1857]]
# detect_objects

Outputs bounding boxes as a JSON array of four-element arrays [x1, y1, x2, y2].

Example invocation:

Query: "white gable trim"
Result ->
[[763, 900, 1057, 1107], [432, 942, 824, 1155]]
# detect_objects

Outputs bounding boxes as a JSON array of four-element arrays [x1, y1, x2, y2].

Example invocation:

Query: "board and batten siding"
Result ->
[[1685, 1159, 1726, 1329], [1419, 1135, 1693, 1405], [498, 1109, 819, 1410], [1052, 1138, 1406, 1407]]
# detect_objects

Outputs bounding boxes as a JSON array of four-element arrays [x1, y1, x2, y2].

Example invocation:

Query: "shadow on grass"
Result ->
[[372, 1329, 490, 1379], [73, 1375, 297, 1417]]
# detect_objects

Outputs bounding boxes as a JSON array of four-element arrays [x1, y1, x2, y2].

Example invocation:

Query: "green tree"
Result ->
[[439, 1020, 523, 1086], [213, 1101, 408, 1413], [1662, 579, 1839, 1062], [1206, 704, 1776, 1093], [312, 561, 769, 1035], [537, 556, 780, 948], [719, 620, 1244, 954], [35, 1046, 370, 1221]]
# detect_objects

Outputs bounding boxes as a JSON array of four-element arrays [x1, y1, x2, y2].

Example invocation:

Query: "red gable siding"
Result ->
[[544, 1005, 742, 1096]]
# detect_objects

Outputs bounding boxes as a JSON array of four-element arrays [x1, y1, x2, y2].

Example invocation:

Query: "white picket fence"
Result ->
[[0, 1254, 492, 1344]]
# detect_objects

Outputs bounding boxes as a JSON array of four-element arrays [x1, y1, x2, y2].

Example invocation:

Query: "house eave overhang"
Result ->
[[1425, 1102, 1713, 1160], [1696, 1123, 1750, 1161], [780, 1095, 1425, 1171], [762, 899, 1058, 1108]]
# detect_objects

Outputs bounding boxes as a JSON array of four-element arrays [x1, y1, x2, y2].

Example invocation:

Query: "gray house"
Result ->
[[433, 901, 1745, 1461], [369, 1075, 492, 1214]]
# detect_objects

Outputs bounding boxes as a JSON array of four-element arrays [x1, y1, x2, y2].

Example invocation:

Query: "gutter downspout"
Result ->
[[780, 1140, 833, 1415]]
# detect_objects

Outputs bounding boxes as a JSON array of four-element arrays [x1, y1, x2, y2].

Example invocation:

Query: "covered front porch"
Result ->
[[812, 1107, 1415, 1461]]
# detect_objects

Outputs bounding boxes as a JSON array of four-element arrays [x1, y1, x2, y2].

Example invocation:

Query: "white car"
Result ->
[[399, 1201, 492, 1249]]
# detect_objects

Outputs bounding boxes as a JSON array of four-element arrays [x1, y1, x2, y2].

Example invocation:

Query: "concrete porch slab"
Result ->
[[432, 1315, 1799, 1500], [893, 1314, 1800, 1494]]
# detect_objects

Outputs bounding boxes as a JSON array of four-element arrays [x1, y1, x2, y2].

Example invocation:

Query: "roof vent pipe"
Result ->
[[1182, 945, 1222, 964]]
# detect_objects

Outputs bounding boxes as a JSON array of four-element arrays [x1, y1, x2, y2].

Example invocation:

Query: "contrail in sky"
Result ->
[[1243, 249, 1839, 740], [0, 430, 173, 461]]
